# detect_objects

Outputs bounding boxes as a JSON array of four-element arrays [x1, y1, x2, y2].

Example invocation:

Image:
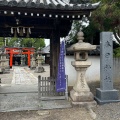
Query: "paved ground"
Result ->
[[11, 67, 37, 85], [1, 65, 120, 120], [0, 66, 71, 113], [1, 65, 50, 85]]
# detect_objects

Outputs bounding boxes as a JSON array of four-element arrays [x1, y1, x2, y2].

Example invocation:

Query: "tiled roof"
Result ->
[[0, 0, 100, 10], [41, 45, 50, 54], [41, 44, 100, 55]]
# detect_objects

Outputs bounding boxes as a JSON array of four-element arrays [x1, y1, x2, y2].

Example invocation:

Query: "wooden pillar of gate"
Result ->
[[10, 49, 13, 68], [28, 50, 31, 67], [50, 23, 60, 78]]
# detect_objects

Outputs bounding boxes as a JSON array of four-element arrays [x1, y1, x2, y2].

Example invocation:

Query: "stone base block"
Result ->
[[70, 89, 94, 102], [95, 88, 120, 104], [20, 64, 25, 66], [5, 66, 10, 69], [34, 66, 45, 73], [71, 101, 97, 108], [30, 67, 36, 70]]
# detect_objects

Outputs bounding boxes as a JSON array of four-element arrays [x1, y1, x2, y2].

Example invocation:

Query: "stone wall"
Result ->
[[65, 56, 100, 86], [66, 56, 120, 86]]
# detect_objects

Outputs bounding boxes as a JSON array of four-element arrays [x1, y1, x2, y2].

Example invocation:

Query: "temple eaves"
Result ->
[[0, 0, 101, 38], [0, 0, 100, 11]]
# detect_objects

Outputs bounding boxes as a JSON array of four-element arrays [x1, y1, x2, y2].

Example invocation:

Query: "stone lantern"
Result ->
[[21, 55, 25, 66], [30, 54, 36, 69], [67, 31, 96, 107], [0, 50, 8, 73], [35, 54, 44, 73], [3, 54, 9, 70], [0, 53, 5, 73]]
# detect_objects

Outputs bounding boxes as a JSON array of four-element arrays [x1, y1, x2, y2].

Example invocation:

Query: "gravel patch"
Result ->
[[0, 108, 93, 120], [89, 81, 120, 120], [94, 102, 120, 120]]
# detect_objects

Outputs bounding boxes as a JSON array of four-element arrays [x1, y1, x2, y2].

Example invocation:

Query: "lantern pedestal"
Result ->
[[70, 61, 96, 107], [70, 90, 97, 107]]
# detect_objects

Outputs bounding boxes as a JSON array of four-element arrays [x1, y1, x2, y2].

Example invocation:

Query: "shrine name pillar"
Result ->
[[95, 32, 120, 104], [50, 29, 60, 78]]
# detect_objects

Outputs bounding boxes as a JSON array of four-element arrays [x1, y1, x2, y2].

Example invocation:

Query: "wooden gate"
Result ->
[[38, 75, 68, 100]]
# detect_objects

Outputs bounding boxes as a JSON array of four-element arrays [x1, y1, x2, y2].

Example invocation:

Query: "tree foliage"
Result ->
[[91, 0, 120, 41], [67, 0, 120, 46], [92, 0, 120, 29], [91, 0, 120, 56], [113, 47, 120, 57], [0, 37, 45, 50], [0, 37, 4, 47]]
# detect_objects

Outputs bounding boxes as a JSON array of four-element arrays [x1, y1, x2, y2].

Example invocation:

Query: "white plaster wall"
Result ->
[[65, 56, 100, 86], [113, 57, 120, 83]]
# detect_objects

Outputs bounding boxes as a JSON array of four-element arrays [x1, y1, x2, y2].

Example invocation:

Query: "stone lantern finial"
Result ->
[[77, 31, 84, 43]]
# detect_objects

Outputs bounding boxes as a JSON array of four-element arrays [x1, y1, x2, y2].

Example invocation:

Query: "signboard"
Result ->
[[13, 54, 25, 57], [56, 41, 66, 92], [13, 49, 22, 52]]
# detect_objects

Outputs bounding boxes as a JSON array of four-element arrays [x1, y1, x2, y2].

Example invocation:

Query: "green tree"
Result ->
[[20, 38, 45, 49], [33, 38, 45, 49], [91, 0, 120, 42], [0, 37, 4, 47], [4, 37, 45, 50], [67, 0, 120, 45], [7, 37, 18, 47]]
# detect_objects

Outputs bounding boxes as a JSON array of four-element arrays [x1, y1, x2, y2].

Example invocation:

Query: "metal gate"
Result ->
[[38, 75, 68, 100]]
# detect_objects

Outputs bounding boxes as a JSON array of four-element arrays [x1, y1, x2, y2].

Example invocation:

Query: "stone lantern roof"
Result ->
[[67, 31, 96, 52]]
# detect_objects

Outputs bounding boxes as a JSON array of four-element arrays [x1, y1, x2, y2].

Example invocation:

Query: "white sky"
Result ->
[[44, 38, 64, 46], [45, 39, 50, 46]]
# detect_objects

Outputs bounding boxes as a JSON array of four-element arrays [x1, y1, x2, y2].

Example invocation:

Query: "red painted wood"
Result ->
[[27, 50, 31, 67], [5, 47, 35, 67], [10, 49, 13, 68]]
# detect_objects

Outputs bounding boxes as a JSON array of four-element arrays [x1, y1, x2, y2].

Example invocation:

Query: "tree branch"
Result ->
[[113, 28, 120, 44]]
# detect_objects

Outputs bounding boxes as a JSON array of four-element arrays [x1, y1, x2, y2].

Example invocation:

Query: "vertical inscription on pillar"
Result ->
[[100, 32, 113, 90], [80, 72, 85, 88], [79, 68, 86, 88]]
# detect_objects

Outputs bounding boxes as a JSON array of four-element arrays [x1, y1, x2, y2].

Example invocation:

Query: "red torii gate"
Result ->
[[5, 47, 35, 68]]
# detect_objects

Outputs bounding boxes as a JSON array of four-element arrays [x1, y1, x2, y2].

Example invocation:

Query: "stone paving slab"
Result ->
[[25, 65, 50, 78], [0, 85, 38, 94], [0, 93, 71, 112], [11, 67, 38, 85], [0, 70, 13, 84]]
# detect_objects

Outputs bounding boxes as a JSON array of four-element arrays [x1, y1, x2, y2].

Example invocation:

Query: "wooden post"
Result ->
[[50, 27, 60, 78], [50, 34, 54, 77], [10, 49, 13, 68], [28, 50, 31, 67]]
